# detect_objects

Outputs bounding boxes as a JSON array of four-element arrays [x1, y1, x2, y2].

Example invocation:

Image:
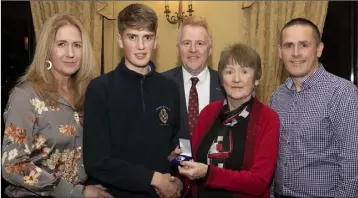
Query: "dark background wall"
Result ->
[[2, 1, 35, 113], [321, 1, 358, 85]]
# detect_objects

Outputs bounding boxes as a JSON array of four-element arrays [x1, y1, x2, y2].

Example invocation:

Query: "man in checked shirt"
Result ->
[[270, 18, 358, 198]]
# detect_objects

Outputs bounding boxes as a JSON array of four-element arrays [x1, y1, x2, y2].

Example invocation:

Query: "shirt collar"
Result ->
[[285, 64, 326, 91], [182, 66, 210, 85]]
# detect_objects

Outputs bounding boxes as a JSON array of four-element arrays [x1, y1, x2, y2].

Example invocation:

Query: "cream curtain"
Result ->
[[30, 1, 116, 76], [242, 1, 328, 105]]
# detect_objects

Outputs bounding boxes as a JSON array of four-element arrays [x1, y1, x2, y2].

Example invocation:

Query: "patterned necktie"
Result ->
[[188, 77, 199, 136]]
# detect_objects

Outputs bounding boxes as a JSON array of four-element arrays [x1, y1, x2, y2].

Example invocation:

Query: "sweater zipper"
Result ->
[[141, 76, 146, 114]]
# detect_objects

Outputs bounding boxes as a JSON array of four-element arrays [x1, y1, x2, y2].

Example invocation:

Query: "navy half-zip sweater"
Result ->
[[83, 58, 181, 198]]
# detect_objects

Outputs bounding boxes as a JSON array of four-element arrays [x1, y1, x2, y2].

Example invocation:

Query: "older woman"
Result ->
[[178, 43, 280, 198], [2, 13, 112, 198]]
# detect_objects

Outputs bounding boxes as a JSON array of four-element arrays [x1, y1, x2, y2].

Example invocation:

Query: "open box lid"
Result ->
[[179, 138, 192, 157]]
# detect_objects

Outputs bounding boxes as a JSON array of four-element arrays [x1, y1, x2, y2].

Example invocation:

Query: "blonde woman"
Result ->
[[2, 13, 112, 198]]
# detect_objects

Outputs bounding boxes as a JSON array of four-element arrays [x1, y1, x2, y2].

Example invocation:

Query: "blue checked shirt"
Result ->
[[270, 65, 358, 198]]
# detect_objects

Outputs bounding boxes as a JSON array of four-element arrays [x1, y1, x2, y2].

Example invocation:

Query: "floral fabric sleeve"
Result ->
[[1, 87, 84, 198]]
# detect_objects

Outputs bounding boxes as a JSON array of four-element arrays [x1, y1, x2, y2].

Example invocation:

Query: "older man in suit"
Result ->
[[163, 16, 225, 138]]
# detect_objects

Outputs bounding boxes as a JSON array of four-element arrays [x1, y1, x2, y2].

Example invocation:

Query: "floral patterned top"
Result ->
[[2, 82, 86, 197]]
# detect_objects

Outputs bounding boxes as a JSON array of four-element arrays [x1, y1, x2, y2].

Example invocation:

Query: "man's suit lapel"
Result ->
[[209, 68, 225, 102]]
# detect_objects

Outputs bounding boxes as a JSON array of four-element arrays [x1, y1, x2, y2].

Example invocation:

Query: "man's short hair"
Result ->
[[117, 3, 158, 35], [280, 18, 321, 46], [177, 16, 212, 46]]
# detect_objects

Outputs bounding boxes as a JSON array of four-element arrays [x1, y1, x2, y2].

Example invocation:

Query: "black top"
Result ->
[[83, 58, 181, 198], [195, 98, 254, 198]]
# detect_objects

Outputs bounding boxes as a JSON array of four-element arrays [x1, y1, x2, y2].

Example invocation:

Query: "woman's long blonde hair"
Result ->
[[19, 13, 96, 110]]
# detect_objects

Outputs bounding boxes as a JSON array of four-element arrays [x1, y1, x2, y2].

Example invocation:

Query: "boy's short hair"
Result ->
[[117, 3, 158, 35]]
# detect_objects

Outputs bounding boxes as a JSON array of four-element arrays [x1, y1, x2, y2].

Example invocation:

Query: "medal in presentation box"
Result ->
[[171, 138, 192, 166]]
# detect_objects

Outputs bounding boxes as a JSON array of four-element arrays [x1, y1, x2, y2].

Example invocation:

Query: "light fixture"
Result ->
[[164, 0, 194, 28]]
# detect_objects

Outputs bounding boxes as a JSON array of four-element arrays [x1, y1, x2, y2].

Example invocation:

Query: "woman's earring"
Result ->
[[46, 61, 52, 70]]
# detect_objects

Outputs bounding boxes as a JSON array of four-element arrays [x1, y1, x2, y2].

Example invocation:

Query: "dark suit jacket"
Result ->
[[162, 66, 226, 138]]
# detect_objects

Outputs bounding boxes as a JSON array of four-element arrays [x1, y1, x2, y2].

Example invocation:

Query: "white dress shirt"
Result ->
[[182, 66, 210, 113]]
